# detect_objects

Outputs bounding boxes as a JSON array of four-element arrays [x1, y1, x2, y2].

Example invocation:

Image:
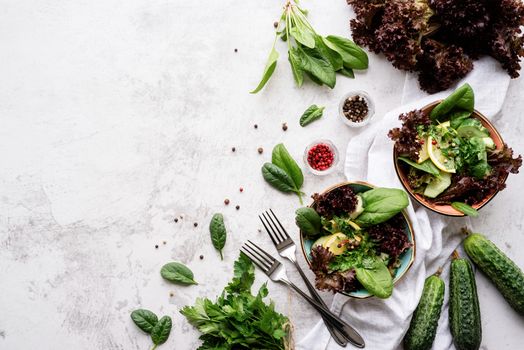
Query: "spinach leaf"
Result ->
[[430, 83, 475, 120], [261, 163, 297, 193], [295, 207, 322, 238], [160, 262, 197, 285], [314, 36, 343, 71], [324, 35, 369, 70], [299, 104, 325, 127], [209, 213, 227, 260], [338, 67, 355, 78], [151, 316, 172, 346], [251, 46, 279, 94], [288, 48, 304, 87], [355, 188, 409, 227], [297, 45, 336, 88], [451, 202, 479, 217], [290, 23, 316, 48], [131, 309, 158, 334], [398, 156, 440, 176], [271, 143, 304, 189], [355, 256, 393, 298], [450, 110, 472, 129]]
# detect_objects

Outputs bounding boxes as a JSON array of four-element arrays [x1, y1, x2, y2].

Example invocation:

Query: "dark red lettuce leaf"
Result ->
[[310, 246, 359, 293], [368, 214, 411, 259], [312, 185, 358, 219], [388, 109, 431, 161]]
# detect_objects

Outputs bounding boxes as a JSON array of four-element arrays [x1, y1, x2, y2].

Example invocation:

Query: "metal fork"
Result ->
[[260, 209, 365, 348], [241, 240, 365, 349]]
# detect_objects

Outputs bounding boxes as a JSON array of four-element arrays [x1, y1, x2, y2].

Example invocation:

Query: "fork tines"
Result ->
[[241, 240, 279, 274], [259, 209, 291, 246]]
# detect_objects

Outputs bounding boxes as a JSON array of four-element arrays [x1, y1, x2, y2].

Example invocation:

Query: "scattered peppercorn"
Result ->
[[307, 143, 335, 171], [236, 205, 240, 210], [282, 122, 288, 131], [258, 147, 263, 154], [174, 218, 178, 223], [239, 187, 243, 193], [163, 241, 167, 245], [234, 48, 238, 52], [155, 245, 159, 249], [169, 292, 174, 297], [254, 124, 258, 129], [273, 21, 278, 28], [199, 255, 204, 260], [232, 147, 236, 152], [224, 198, 230, 205], [432, 139, 437, 145], [194, 222, 198, 227], [342, 95, 369, 123]]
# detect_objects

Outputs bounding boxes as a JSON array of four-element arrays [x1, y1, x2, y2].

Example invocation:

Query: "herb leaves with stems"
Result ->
[[251, 0, 368, 93]]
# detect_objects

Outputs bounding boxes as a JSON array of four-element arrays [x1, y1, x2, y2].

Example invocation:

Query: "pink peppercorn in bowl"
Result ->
[[303, 140, 339, 176]]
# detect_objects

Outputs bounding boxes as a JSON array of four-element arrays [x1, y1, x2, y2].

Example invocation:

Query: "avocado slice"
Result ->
[[424, 172, 452, 198]]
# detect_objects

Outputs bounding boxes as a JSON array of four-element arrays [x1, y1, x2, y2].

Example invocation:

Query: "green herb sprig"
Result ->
[[251, 0, 368, 93]]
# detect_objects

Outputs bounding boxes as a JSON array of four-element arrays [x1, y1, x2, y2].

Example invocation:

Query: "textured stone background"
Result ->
[[1, 1, 523, 349]]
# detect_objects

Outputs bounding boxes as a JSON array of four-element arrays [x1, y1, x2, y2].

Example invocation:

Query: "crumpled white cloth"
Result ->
[[297, 57, 510, 350]]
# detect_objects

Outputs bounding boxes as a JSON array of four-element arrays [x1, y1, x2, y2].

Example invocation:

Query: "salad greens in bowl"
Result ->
[[390, 84, 522, 217], [297, 182, 415, 299]]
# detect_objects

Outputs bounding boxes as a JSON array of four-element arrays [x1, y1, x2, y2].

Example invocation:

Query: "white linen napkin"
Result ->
[[297, 57, 510, 350]]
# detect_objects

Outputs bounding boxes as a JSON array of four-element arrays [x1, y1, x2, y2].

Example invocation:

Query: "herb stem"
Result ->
[[150, 345, 158, 350]]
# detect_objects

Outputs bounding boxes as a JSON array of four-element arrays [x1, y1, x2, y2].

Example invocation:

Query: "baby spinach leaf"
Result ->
[[151, 316, 172, 346], [314, 36, 343, 71], [338, 67, 355, 78], [271, 143, 304, 189], [450, 110, 472, 129], [297, 46, 336, 88], [160, 262, 197, 285], [288, 48, 304, 87], [355, 188, 409, 227], [324, 35, 369, 70], [299, 104, 325, 127], [355, 256, 393, 299], [251, 46, 279, 94], [398, 156, 440, 176], [295, 207, 322, 238], [290, 24, 316, 49], [209, 213, 227, 260], [131, 309, 158, 334], [451, 202, 479, 217], [261, 163, 303, 204], [430, 83, 474, 119]]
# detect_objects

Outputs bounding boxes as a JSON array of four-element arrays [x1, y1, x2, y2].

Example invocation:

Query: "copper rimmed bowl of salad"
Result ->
[[389, 84, 522, 217], [296, 182, 415, 299]]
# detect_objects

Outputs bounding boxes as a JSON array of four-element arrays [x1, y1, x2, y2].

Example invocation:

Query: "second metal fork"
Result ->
[[260, 209, 365, 348], [241, 240, 365, 349]]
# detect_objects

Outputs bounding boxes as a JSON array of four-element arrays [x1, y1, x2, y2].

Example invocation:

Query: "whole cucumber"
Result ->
[[449, 253, 482, 350], [403, 269, 445, 350], [464, 233, 524, 315]]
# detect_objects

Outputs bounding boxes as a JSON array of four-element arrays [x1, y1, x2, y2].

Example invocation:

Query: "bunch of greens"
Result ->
[[251, 0, 368, 93], [389, 84, 522, 215], [297, 185, 411, 297], [262, 143, 305, 204], [181, 254, 292, 350], [130, 310, 172, 350], [347, 0, 524, 93]]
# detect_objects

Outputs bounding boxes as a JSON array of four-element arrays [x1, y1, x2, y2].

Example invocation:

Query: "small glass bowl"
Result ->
[[338, 90, 375, 128], [303, 140, 339, 176]]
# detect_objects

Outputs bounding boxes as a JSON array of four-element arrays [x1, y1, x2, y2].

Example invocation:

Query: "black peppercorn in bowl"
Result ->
[[338, 91, 375, 128]]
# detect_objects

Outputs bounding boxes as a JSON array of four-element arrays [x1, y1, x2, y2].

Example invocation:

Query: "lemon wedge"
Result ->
[[323, 233, 348, 255], [417, 141, 429, 163], [427, 136, 456, 173]]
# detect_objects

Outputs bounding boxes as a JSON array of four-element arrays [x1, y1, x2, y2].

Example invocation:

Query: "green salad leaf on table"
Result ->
[[130, 309, 172, 350]]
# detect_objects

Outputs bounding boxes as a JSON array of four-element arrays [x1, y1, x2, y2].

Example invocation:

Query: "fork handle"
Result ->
[[282, 280, 365, 348], [292, 260, 350, 347]]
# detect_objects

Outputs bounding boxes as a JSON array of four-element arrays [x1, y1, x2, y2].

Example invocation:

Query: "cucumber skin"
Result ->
[[464, 233, 524, 315], [403, 275, 445, 350], [449, 258, 482, 350]]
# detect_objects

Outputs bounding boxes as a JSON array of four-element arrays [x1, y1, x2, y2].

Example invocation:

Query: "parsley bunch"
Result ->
[[181, 254, 292, 350]]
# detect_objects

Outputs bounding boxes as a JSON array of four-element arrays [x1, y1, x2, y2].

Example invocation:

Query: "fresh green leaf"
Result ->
[[226, 253, 255, 293], [289, 24, 316, 48], [131, 309, 158, 334], [355, 188, 409, 227], [288, 48, 304, 87], [314, 36, 343, 71], [430, 83, 475, 119], [261, 163, 298, 193], [450, 110, 472, 129], [251, 46, 279, 94], [151, 316, 172, 345], [355, 255, 393, 298], [295, 207, 322, 237], [209, 213, 227, 260], [338, 67, 355, 78], [299, 104, 325, 127], [271, 143, 304, 189], [451, 202, 479, 217], [296, 45, 336, 88], [324, 35, 369, 70], [398, 156, 440, 176], [160, 262, 197, 285]]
